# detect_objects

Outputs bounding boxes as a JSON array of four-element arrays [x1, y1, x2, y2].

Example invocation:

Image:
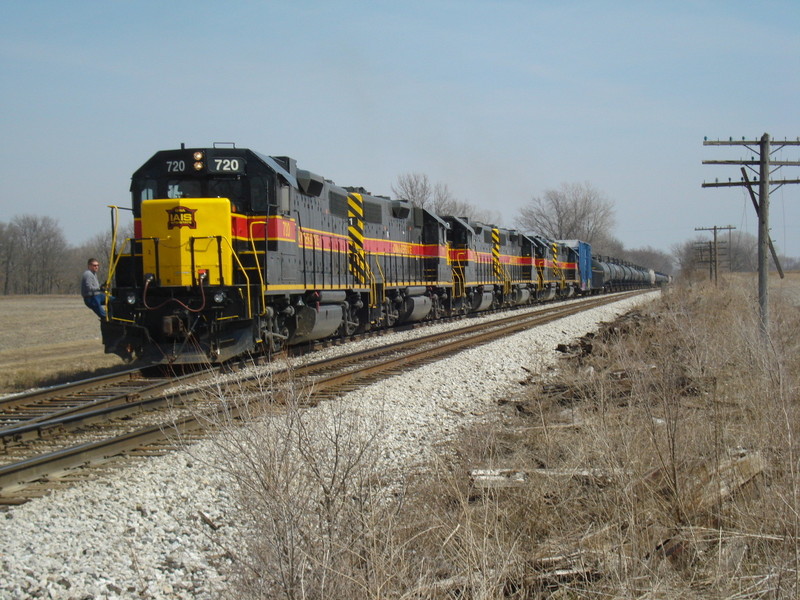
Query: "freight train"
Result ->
[[101, 145, 668, 365]]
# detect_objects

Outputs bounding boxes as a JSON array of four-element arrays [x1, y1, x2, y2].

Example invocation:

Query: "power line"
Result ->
[[694, 225, 735, 285], [703, 133, 800, 337]]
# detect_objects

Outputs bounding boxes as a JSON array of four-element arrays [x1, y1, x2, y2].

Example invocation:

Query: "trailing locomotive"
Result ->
[[101, 145, 665, 364]]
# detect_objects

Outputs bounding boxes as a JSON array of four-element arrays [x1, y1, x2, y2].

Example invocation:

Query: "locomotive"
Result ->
[[101, 144, 666, 365]]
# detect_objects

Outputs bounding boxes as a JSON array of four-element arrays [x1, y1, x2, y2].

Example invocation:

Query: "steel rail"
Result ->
[[0, 371, 208, 437], [0, 368, 144, 408]]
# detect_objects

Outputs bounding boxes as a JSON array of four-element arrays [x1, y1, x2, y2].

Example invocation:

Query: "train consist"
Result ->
[[101, 145, 668, 364]]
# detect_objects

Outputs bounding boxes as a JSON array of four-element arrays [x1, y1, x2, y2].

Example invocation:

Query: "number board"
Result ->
[[208, 157, 246, 174]]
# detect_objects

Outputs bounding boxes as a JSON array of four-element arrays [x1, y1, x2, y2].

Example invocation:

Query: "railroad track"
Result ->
[[0, 367, 216, 460], [0, 290, 648, 505], [1, 368, 174, 429]]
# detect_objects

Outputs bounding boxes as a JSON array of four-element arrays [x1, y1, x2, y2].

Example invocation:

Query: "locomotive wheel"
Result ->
[[383, 300, 398, 328], [265, 325, 289, 353], [431, 298, 445, 320], [340, 310, 359, 337]]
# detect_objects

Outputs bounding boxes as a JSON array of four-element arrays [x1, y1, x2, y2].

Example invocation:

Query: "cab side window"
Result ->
[[131, 179, 157, 215]]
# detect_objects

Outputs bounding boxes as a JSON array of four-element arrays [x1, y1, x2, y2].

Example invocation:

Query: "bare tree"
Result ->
[[0, 222, 14, 295], [676, 231, 758, 277], [728, 231, 758, 272], [516, 182, 615, 243], [21, 215, 70, 294], [0, 215, 71, 294], [74, 224, 134, 267], [393, 173, 497, 223], [591, 233, 625, 258], [431, 182, 455, 214], [432, 187, 485, 221], [392, 172, 432, 209], [623, 246, 674, 275], [671, 237, 705, 278], [778, 254, 800, 272]]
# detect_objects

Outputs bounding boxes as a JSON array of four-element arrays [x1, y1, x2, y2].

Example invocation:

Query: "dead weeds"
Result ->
[[407, 280, 800, 598]]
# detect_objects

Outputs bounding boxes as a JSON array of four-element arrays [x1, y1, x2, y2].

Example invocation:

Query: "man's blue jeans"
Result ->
[[84, 294, 107, 318]]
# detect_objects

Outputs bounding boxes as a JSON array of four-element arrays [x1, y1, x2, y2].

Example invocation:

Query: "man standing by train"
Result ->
[[81, 258, 107, 319]]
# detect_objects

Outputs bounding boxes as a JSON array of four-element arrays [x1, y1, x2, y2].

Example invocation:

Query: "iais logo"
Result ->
[[166, 206, 198, 229]]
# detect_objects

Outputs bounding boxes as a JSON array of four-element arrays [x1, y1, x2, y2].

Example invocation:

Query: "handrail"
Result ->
[[366, 259, 378, 308], [372, 256, 385, 308], [206, 236, 252, 319], [551, 249, 566, 291], [499, 264, 512, 296], [452, 266, 465, 298], [103, 205, 124, 322], [224, 237, 252, 318], [248, 220, 267, 296], [185, 235, 253, 319], [295, 211, 307, 288]]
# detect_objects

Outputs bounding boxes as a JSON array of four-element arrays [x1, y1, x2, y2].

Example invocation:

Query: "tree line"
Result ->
[[671, 233, 800, 277], [394, 174, 676, 275], [0, 215, 111, 295], [393, 172, 800, 276]]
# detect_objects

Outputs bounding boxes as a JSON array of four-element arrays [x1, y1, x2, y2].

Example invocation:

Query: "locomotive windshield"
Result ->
[[166, 180, 202, 199]]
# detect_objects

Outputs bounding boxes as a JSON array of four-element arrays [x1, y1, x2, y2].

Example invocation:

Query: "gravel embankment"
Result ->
[[0, 293, 658, 599]]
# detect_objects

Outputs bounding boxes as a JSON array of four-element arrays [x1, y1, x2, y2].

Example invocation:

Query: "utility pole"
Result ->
[[702, 133, 800, 336], [695, 225, 735, 285]]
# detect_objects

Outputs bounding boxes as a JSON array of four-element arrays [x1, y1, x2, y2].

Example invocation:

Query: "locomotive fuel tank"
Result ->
[[511, 285, 532, 305], [471, 289, 495, 312], [292, 304, 344, 344], [399, 295, 433, 322]]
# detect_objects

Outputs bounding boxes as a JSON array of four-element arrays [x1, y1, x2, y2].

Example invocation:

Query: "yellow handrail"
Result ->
[[452, 265, 465, 298], [188, 235, 253, 319], [501, 264, 512, 296], [218, 237, 252, 319], [102, 205, 124, 321], [365, 258, 378, 308], [248, 220, 267, 297], [370, 256, 385, 308]]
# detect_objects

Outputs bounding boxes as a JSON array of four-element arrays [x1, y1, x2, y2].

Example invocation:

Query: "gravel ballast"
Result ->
[[0, 292, 658, 599]]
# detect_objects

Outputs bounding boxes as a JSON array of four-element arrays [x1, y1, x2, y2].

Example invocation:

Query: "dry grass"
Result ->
[[414, 276, 800, 598], [0, 295, 124, 393]]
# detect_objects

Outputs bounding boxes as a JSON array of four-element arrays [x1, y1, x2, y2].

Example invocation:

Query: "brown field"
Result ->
[[0, 295, 125, 394]]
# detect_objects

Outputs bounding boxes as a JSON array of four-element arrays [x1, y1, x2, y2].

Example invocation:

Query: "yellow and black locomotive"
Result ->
[[102, 145, 663, 364]]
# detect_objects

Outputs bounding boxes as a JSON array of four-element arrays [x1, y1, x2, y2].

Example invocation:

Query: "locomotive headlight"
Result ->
[[193, 151, 204, 161], [213, 291, 226, 304], [126, 292, 137, 305], [194, 161, 204, 171]]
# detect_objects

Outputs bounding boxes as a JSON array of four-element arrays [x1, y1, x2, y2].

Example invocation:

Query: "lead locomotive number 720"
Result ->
[[101, 145, 665, 365]]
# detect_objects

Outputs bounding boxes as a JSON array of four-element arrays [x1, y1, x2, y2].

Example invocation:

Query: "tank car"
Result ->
[[591, 255, 653, 292]]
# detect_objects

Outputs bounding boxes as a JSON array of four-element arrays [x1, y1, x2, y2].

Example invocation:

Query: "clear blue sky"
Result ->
[[2, 1, 799, 257]]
